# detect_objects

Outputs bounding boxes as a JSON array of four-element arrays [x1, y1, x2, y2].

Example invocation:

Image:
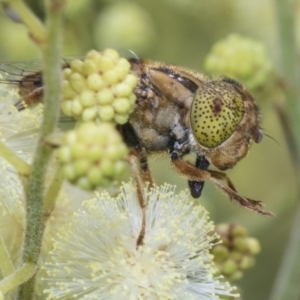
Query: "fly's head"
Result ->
[[189, 77, 263, 170]]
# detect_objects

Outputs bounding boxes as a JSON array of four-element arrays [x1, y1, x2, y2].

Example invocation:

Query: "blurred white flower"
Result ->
[[94, 3, 155, 55], [0, 101, 43, 212], [0, 100, 80, 261], [0, 100, 89, 274], [42, 182, 236, 300], [0, 102, 43, 265]]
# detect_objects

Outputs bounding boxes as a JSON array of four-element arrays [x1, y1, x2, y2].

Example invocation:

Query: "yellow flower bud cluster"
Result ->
[[57, 122, 128, 190], [212, 223, 261, 281], [204, 34, 273, 90], [61, 49, 137, 125]]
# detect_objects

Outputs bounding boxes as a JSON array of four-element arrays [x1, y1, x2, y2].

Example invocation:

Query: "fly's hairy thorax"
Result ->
[[127, 59, 207, 153], [128, 93, 186, 151]]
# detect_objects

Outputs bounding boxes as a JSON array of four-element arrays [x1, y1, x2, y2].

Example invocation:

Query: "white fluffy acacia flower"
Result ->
[[0, 101, 43, 265], [42, 182, 236, 300]]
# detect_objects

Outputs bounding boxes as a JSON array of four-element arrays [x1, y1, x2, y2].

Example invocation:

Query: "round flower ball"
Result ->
[[41, 183, 237, 299], [93, 3, 155, 55], [61, 49, 138, 125], [212, 223, 261, 281], [204, 34, 273, 90], [57, 122, 128, 190]]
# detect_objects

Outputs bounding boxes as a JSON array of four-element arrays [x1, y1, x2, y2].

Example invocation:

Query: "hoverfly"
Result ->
[[0, 56, 273, 216]]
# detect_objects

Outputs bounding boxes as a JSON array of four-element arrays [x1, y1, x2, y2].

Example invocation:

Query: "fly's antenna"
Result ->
[[118, 48, 139, 60], [263, 133, 280, 146]]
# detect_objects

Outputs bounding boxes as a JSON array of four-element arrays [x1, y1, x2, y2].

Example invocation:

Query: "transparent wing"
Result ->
[[0, 58, 74, 83], [0, 60, 43, 84], [0, 58, 73, 106]]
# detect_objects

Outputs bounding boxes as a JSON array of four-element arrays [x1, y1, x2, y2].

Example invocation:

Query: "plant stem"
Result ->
[[0, 236, 14, 277], [269, 204, 300, 300], [269, 1, 300, 300], [43, 167, 64, 215], [0, 140, 30, 176], [273, 0, 300, 147], [17, 0, 65, 298], [0, 263, 36, 296], [4, 0, 46, 44]]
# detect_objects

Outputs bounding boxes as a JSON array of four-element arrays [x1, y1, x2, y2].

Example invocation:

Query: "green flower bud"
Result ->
[[222, 259, 238, 276], [71, 97, 83, 116], [124, 74, 138, 88], [229, 251, 243, 262], [70, 59, 83, 73], [87, 166, 103, 186], [79, 90, 96, 107], [62, 163, 77, 181], [87, 145, 104, 162], [102, 69, 120, 85], [62, 80, 76, 99], [114, 114, 129, 125], [100, 159, 115, 177], [86, 74, 105, 91], [96, 55, 116, 72], [113, 83, 133, 98], [103, 48, 120, 61], [57, 146, 72, 163], [62, 68, 72, 79], [76, 176, 92, 190], [82, 59, 97, 75], [245, 237, 261, 255], [215, 223, 230, 236], [96, 88, 114, 105], [113, 98, 131, 114], [61, 100, 73, 116], [69, 73, 86, 93], [212, 244, 229, 262], [231, 224, 248, 238], [86, 49, 100, 61], [73, 159, 90, 177], [113, 160, 127, 175], [82, 107, 98, 122], [98, 106, 115, 122], [70, 143, 86, 159], [229, 271, 243, 281], [239, 255, 255, 270], [65, 131, 77, 144], [233, 237, 249, 252]]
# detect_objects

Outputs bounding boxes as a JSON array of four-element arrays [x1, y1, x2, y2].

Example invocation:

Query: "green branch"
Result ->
[[269, 1, 300, 300], [0, 236, 14, 278], [17, 0, 65, 298], [43, 167, 64, 215], [0, 263, 36, 297], [3, 0, 46, 44], [0, 140, 30, 176]]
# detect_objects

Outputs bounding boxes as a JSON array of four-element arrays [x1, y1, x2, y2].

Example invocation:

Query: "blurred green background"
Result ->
[[0, 0, 298, 299]]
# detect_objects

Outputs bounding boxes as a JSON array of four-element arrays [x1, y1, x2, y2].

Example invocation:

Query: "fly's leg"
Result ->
[[118, 122, 154, 187], [170, 152, 274, 217], [139, 148, 154, 188], [188, 155, 210, 198], [206, 170, 266, 208], [127, 152, 147, 247], [120, 122, 153, 247]]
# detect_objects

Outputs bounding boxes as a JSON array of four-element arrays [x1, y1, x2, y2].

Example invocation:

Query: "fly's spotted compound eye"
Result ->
[[190, 81, 245, 148]]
